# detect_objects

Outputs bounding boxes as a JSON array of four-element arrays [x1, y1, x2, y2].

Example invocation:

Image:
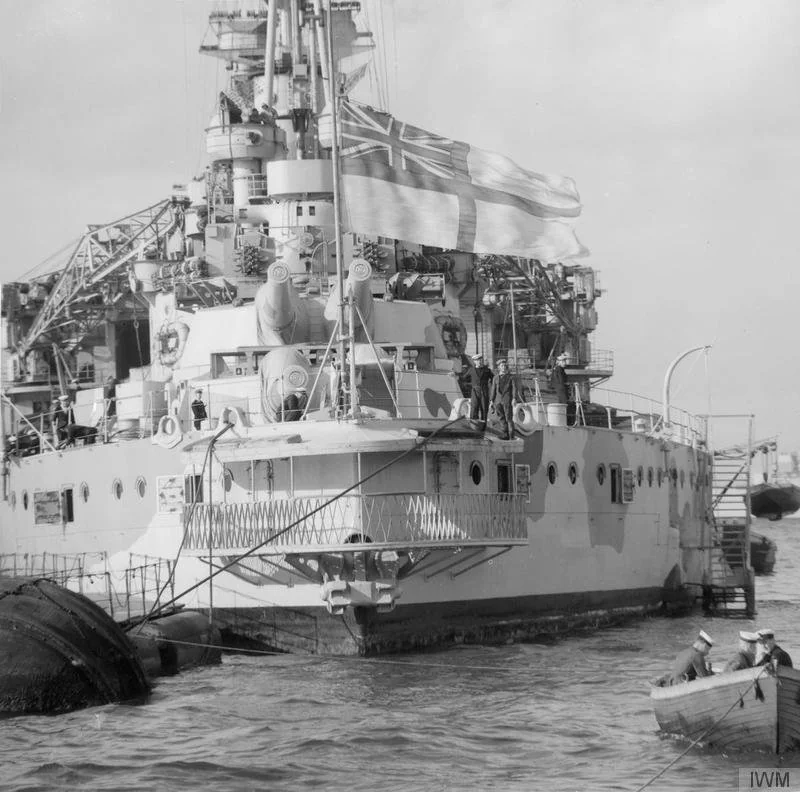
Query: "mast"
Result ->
[[324, 1, 355, 418], [314, 0, 332, 107], [263, 0, 278, 109], [509, 279, 518, 370]]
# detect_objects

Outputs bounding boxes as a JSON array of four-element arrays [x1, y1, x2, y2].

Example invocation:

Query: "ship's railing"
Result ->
[[184, 492, 528, 552], [245, 174, 269, 199], [0, 552, 176, 622], [2, 390, 168, 457], [501, 348, 615, 373], [589, 386, 707, 444]]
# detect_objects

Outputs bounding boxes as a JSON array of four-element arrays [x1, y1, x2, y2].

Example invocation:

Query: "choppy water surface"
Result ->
[[2, 517, 799, 792]]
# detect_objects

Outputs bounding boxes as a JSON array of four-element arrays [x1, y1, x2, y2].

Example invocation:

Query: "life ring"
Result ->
[[156, 321, 190, 367], [513, 403, 542, 436], [153, 413, 183, 448], [449, 397, 471, 421]]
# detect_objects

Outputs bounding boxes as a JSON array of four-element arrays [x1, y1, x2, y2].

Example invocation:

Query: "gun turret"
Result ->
[[259, 346, 316, 423]]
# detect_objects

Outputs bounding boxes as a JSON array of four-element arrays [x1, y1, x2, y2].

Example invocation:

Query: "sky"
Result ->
[[1, 0, 799, 452]]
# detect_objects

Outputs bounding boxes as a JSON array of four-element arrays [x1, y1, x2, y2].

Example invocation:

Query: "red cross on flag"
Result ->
[[338, 101, 588, 262]]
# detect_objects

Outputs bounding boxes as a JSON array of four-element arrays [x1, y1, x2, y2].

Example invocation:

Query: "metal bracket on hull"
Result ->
[[450, 546, 513, 578], [318, 551, 403, 615], [212, 555, 306, 586], [321, 577, 400, 616]]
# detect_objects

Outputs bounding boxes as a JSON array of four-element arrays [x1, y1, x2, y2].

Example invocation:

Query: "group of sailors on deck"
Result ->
[[459, 352, 573, 440], [662, 628, 793, 685]]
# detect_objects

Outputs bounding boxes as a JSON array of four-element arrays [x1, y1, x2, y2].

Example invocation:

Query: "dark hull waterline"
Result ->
[[204, 585, 676, 656]]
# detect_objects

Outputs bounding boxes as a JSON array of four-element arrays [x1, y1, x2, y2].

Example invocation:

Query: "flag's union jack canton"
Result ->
[[340, 102, 466, 180], [338, 100, 587, 261]]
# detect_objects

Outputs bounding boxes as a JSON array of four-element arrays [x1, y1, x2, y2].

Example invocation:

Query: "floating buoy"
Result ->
[[125, 611, 222, 677], [0, 578, 150, 715]]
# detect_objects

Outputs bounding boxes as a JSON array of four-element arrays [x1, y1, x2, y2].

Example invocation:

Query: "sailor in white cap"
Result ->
[[53, 394, 75, 446], [468, 353, 493, 424], [723, 631, 759, 672], [755, 629, 793, 669], [666, 629, 715, 684], [551, 352, 569, 404]]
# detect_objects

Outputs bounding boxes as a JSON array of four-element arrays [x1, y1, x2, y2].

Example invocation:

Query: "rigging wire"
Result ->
[[131, 419, 235, 634], [391, 0, 398, 110], [378, 0, 390, 109], [16, 237, 82, 282]]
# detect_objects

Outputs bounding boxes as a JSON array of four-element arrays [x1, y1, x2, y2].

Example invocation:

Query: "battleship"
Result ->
[[0, 1, 753, 655]]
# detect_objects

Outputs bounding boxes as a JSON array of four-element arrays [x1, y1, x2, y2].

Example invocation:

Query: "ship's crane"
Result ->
[[16, 197, 188, 365]]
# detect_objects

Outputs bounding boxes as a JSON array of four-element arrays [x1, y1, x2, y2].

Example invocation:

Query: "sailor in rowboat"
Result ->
[[666, 630, 714, 684], [723, 631, 758, 672], [755, 629, 793, 669]]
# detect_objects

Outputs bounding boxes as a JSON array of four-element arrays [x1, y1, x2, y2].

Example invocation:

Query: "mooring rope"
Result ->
[[146, 636, 546, 674]]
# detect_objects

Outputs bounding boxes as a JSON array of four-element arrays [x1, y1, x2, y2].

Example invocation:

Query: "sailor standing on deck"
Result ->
[[755, 629, 793, 668], [190, 390, 207, 431], [53, 394, 75, 446], [667, 630, 714, 684], [489, 359, 520, 440], [103, 375, 117, 420], [468, 354, 493, 423], [723, 631, 759, 672], [551, 353, 570, 404]]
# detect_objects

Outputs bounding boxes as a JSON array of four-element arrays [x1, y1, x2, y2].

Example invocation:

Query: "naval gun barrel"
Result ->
[[255, 262, 308, 344], [324, 258, 374, 341], [347, 258, 374, 340]]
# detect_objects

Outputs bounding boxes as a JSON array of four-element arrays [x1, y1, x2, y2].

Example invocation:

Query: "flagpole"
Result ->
[[325, 1, 350, 418], [510, 278, 518, 371]]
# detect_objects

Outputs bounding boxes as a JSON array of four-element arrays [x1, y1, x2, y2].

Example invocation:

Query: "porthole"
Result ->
[[637, 466, 644, 487], [568, 462, 578, 485], [690, 471, 696, 489], [22, 490, 29, 510], [670, 467, 678, 485], [223, 468, 234, 492], [80, 482, 90, 503], [547, 462, 558, 484], [469, 461, 483, 486], [10, 492, 16, 511], [657, 469, 663, 487], [136, 477, 147, 498], [679, 470, 685, 488], [647, 467, 654, 487], [596, 464, 606, 486], [112, 479, 123, 500]]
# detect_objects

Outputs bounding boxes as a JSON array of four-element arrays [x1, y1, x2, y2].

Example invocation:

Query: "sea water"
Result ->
[[2, 516, 798, 792]]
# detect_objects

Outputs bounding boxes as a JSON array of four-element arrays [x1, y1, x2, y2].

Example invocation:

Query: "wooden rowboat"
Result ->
[[651, 666, 800, 753]]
